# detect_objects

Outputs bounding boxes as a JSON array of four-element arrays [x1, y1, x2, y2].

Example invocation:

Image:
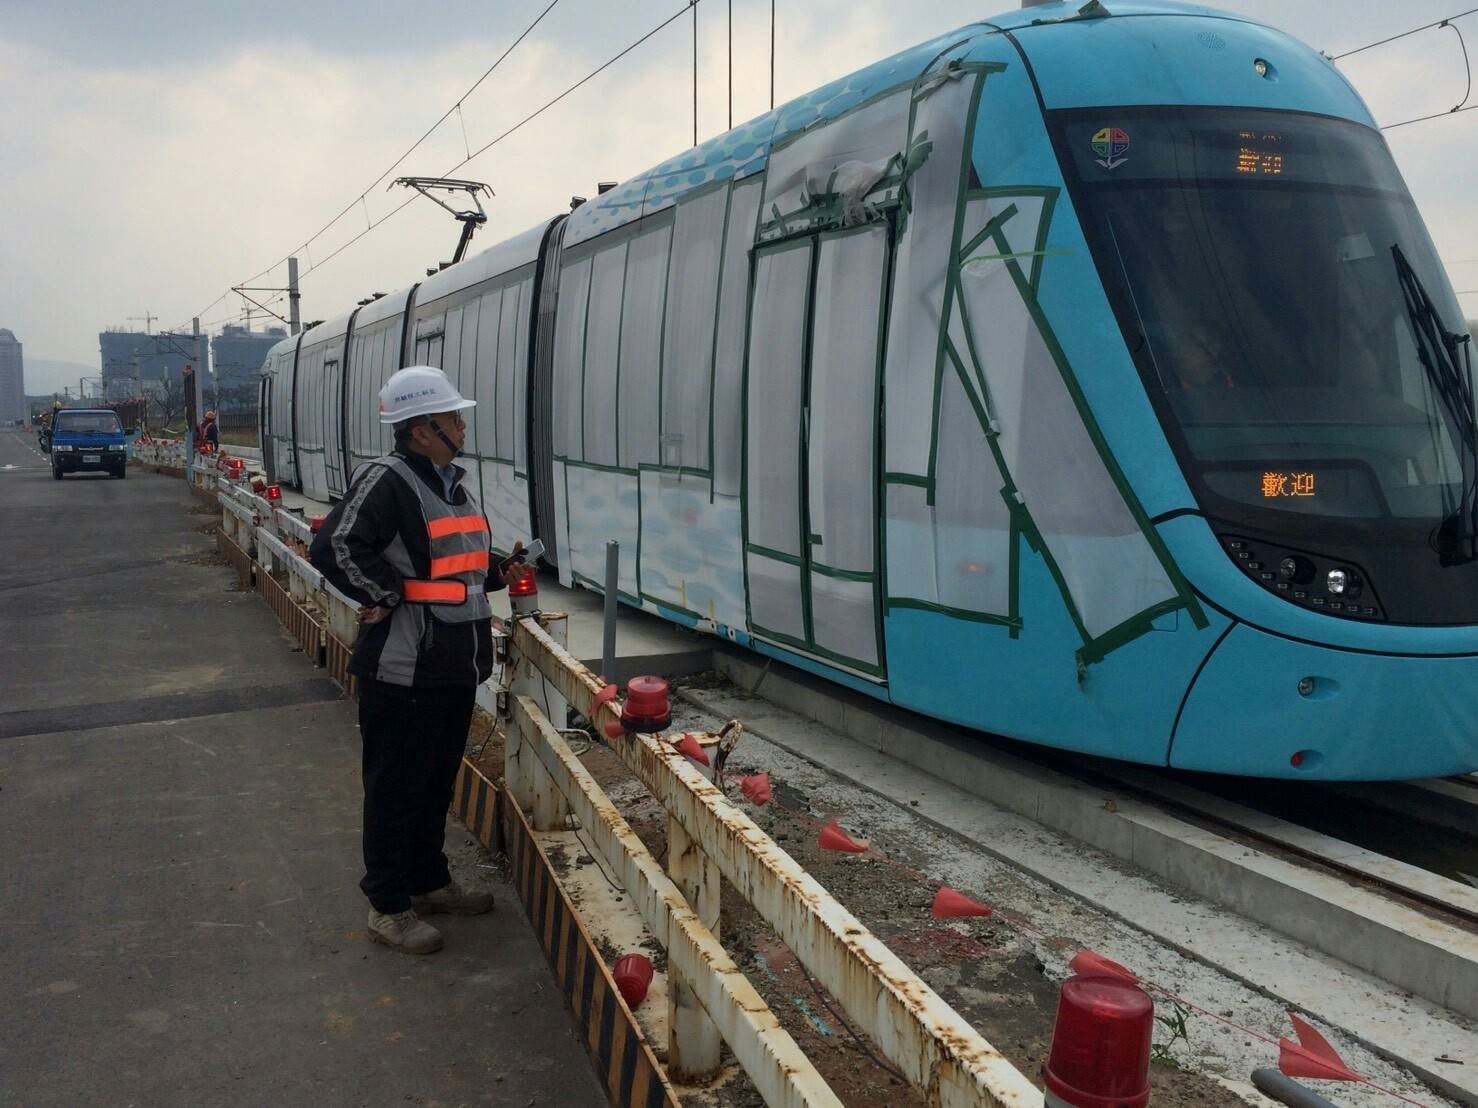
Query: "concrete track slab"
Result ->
[[0, 429, 605, 1107]]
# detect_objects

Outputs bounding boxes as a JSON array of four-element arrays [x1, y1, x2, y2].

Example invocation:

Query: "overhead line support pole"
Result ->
[[288, 257, 302, 336]]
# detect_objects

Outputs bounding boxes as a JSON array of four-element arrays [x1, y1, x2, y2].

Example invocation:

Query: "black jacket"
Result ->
[[309, 448, 505, 688]]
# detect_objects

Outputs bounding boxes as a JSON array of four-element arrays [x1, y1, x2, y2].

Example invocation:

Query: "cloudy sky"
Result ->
[[3, 0, 1477, 391]]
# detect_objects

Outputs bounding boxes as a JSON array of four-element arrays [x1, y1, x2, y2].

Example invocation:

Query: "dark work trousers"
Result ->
[[357, 677, 476, 914]]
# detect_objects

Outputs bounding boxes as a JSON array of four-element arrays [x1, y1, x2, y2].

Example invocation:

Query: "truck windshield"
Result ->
[[1056, 106, 1474, 530], [55, 413, 123, 434]]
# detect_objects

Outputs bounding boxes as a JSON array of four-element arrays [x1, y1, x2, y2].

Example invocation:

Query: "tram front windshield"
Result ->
[[1058, 106, 1474, 536]]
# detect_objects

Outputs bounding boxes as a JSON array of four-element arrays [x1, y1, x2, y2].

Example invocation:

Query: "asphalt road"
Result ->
[[0, 428, 606, 1106]]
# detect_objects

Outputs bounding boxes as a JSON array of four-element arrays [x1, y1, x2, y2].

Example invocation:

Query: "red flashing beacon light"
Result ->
[[309, 514, 327, 534], [507, 562, 538, 616], [620, 675, 671, 733], [264, 485, 282, 502], [1043, 975, 1154, 1108]]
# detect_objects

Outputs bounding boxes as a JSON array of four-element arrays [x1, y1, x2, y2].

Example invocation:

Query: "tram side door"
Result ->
[[744, 224, 889, 678], [321, 356, 345, 498]]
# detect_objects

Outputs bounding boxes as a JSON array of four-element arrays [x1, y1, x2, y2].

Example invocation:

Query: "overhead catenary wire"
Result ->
[[1331, 6, 1478, 60], [175, 0, 560, 331], [1383, 101, 1478, 130], [1329, 6, 1478, 130], [243, 0, 559, 286], [179, 0, 700, 331], [296, 3, 706, 286]]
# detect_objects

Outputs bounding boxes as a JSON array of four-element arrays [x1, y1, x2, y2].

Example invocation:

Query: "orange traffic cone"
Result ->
[[818, 818, 867, 853], [931, 887, 993, 919], [1278, 1012, 1362, 1083], [1069, 949, 1139, 982], [674, 733, 710, 765], [737, 773, 772, 806]]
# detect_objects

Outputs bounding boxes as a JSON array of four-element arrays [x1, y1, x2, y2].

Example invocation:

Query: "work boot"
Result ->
[[411, 878, 495, 916], [367, 909, 443, 954]]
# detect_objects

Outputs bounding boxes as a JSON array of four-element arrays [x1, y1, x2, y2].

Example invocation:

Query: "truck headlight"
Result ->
[[53, 444, 74, 452]]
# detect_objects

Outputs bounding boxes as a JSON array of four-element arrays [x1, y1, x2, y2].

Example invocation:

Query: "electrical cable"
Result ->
[[796, 961, 909, 1082], [1381, 15, 1477, 129], [1449, 19, 1474, 110], [1383, 101, 1478, 130], [177, 0, 699, 330], [457, 0, 699, 170], [1331, 6, 1478, 60], [571, 826, 624, 891], [230, 0, 560, 295]]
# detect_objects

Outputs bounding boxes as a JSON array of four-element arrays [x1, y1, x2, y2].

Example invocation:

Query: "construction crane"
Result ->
[[126, 311, 158, 333]]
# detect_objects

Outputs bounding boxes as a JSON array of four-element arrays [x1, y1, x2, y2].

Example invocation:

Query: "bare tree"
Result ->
[[151, 374, 185, 429]]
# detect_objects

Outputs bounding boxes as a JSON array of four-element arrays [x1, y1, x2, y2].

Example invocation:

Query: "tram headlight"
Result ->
[[1278, 555, 1314, 584], [1325, 568, 1362, 598]]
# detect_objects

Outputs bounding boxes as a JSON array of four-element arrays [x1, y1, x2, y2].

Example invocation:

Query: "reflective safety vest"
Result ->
[[377, 455, 493, 624]]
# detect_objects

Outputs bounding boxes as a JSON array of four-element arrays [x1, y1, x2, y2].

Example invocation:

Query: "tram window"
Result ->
[[1065, 107, 1471, 523], [552, 257, 592, 459], [583, 243, 628, 467], [661, 185, 726, 470], [618, 225, 672, 469], [475, 289, 501, 459], [513, 277, 533, 472], [442, 307, 463, 387], [455, 300, 481, 457], [496, 282, 520, 462], [713, 177, 764, 496]]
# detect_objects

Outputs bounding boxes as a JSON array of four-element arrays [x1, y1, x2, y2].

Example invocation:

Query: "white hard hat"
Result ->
[[378, 365, 476, 425]]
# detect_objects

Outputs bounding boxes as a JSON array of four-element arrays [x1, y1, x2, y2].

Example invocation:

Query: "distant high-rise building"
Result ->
[[99, 328, 202, 399], [211, 325, 286, 411], [0, 329, 24, 424]]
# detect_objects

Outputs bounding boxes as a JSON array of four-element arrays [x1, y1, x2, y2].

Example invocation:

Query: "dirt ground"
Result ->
[[464, 680, 1243, 1108]]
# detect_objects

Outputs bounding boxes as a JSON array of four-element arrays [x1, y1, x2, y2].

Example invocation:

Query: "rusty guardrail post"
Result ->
[[508, 612, 570, 831], [666, 815, 722, 1080]]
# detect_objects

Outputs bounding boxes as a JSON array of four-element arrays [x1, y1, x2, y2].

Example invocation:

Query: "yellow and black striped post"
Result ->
[[451, 759, 679, 1108]]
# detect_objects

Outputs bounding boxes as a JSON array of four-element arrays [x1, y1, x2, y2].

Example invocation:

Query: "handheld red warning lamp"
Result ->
[[1042, 975, 1154, 1108], [620, 675, 671, 733], [309, 515, 326, 534]]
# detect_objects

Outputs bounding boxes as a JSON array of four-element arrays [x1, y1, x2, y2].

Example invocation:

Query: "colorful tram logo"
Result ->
[[1092, 126, 1130, 170]]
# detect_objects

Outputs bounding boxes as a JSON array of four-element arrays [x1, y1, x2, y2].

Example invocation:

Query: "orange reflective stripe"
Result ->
[[426, 515, 489, 539], [428, 551, 489, 577], [402, 580, 469, 604]]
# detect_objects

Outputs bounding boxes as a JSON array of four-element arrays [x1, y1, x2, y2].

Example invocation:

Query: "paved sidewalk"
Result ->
[[0, 429, 606, 1106]]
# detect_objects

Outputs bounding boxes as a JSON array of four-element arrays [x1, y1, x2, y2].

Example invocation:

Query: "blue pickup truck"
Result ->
[[50, 408, 130, 480]]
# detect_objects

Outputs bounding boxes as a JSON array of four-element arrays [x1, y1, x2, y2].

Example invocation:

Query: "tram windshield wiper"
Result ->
[[1392, 244, 1478, 566]]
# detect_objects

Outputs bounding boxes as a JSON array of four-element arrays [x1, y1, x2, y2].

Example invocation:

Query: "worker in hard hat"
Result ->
[[196, 409, 219, 452], [309, 366, 523, 956]]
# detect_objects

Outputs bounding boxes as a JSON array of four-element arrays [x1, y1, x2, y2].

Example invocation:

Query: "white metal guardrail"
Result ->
[[211, 465, 361, 643], [203, 464, 1041, 1106], [502, 617, 1043, 1108]]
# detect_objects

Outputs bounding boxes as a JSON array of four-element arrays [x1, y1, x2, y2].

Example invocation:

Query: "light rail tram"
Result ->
[[259, 0, 1478, 780]]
